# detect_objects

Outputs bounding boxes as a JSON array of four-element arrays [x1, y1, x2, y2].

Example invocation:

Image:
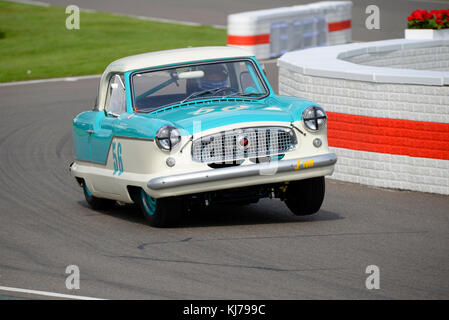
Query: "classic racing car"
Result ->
[[70, 46, 337, 227]]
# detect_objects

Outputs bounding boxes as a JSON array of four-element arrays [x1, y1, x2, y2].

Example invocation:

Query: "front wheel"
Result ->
[[138, 189, 184, 227], [284, 177, 325, 216]]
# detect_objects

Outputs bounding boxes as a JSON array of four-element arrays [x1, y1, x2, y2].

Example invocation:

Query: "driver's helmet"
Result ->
[[198, 64, 229, 90]]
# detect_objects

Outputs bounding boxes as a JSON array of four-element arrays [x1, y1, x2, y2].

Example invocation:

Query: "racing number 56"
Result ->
[[112, 141, 123, 175]]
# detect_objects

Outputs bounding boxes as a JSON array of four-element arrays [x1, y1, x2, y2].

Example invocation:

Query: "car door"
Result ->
[[90, 74, 126, 164], [72, 110, 97, 162], [89, 74, 126, 194]]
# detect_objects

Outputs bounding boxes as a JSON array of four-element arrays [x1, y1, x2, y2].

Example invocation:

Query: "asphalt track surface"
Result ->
[[1, 76, 449, 300], [0, 0, 449, 300]]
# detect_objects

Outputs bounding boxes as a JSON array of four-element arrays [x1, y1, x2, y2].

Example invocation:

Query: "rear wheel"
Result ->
[[82, 182, 115, 210], [284, 177, 325, 216], [138, 189, 184, 227]]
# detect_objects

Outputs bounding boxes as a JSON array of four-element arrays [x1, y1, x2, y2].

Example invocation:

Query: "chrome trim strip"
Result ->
[[147, 153, 337, 190]]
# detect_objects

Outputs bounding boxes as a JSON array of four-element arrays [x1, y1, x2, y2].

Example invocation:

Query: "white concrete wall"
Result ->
[[278, 39, 449, 195], [344, 46, 449, 71], [227, 1, 352, 60], [279, 69, 449, 124]]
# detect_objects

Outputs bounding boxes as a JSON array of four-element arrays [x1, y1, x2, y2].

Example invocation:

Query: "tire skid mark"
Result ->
[[108, 254, 347, 273], [137, 230, 428, 250], [0, 107, 82, 235], [55, 131, 72, 160]]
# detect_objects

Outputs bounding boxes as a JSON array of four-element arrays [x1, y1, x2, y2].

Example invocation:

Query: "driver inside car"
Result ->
[[198, 64, 229, 90]]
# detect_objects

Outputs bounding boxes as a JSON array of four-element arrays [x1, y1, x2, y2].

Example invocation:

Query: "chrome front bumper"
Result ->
[[147, 153, 337, 190]]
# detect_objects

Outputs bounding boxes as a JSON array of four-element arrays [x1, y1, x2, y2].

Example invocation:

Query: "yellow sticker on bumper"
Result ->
[[294, 158, 314, 170]]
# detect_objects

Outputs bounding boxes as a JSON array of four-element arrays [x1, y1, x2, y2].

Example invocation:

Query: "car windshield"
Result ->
[[131, 59, 268, 112]]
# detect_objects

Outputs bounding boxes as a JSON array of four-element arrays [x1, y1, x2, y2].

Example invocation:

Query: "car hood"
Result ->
[[143, 97, 314, 135]]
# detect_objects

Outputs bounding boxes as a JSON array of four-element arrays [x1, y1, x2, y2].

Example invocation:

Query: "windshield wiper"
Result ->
[[225, 91, 265, 98], [181, 87, 227, 104], [240, 92, 265, 96]]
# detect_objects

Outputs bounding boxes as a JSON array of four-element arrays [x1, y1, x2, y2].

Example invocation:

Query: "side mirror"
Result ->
[[104, 109, 119, 117]]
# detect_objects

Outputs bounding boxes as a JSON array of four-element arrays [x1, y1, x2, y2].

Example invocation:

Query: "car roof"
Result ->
[[105, 46, 254, 73], [96, 46, 254, 110]]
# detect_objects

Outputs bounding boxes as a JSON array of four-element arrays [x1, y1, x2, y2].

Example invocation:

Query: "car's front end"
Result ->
[[142, 99, 336, 200]]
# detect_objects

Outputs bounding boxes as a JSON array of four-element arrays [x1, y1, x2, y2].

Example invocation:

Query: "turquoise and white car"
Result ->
[[70, 46, 337, 227]]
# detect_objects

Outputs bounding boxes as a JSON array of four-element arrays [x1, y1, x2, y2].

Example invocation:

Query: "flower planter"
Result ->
[[405, 28, 449, 40]]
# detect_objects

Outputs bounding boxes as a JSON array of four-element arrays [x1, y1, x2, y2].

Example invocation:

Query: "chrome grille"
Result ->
[[191, 127, 297, 163]]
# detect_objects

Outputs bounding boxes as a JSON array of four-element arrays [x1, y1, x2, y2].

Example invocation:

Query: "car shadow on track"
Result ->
[[177, 202, 343, 228], [79, 199, 343, 228], [78, 200, 144, 224]]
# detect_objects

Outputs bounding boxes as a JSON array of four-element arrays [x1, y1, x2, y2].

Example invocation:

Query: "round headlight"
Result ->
[[302, 106, 327, 131], [155, 125, 181, 151]]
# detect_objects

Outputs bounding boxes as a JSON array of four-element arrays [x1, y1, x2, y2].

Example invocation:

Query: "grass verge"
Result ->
[[0, 1, 226, 82]]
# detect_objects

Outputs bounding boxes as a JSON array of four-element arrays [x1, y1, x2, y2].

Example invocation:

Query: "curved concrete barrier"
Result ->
[[278, 39, 449, 195], [227, 1, 352, 60]]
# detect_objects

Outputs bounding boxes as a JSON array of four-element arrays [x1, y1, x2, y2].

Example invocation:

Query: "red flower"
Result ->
[[408, 8, 449, 28], [434, 9, 449, 18], [429, 9, 448, 20], [411, 9, 427, 21]]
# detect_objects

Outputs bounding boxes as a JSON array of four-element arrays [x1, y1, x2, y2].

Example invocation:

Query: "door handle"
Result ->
[[85, 129, 94, 134]]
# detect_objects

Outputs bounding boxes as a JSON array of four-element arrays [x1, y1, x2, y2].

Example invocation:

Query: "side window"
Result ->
[[105, 74, 126, 116]]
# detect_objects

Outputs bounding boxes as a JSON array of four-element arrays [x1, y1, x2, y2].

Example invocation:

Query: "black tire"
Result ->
[[82, 182, 115, 210], [284, 177, 325, 216], [138, 189, 184, 227]]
